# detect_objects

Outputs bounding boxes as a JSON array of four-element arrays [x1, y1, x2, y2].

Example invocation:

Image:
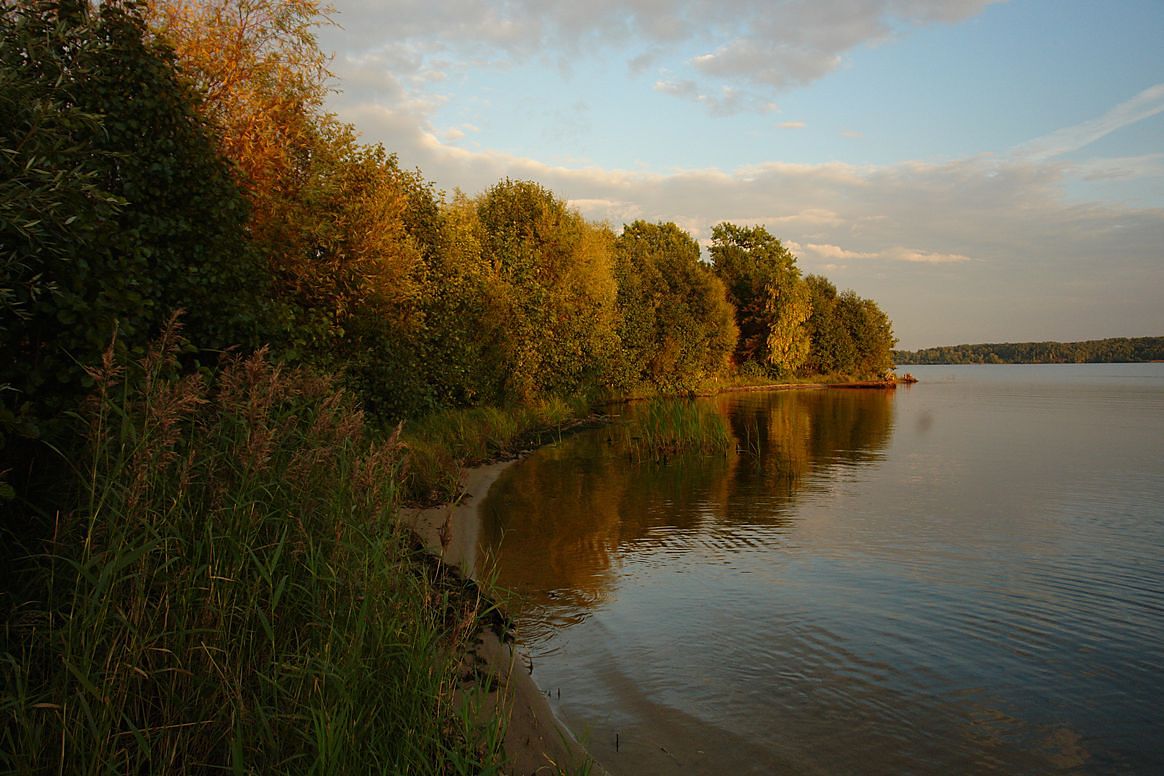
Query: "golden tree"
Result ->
[[146, 0, 330, 232]]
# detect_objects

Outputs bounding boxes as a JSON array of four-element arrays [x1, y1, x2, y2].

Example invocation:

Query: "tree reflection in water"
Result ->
[[478, 389, 895, 641]]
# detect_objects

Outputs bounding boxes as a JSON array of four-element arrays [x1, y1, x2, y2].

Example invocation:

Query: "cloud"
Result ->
[[1070, 153, 1164, 181], [886, 247, 971, 264], [568, 198, 645, 224], [804, 243, 880, 260], [771, 209, 842, 226], [321, 0, 1002, 114], [779, 120, 806, 129], [1015, 83, 1164, 161], [801, 244, 970, 263], [687, 0, 998, 92], [653, 80, 777, 115]]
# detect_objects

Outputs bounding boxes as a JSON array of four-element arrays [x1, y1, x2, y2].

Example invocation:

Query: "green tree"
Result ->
[[298, 134, 430, 418], [1, 0, 265, 441], [475, 180, 620, 402], [613, 221, 737, 392], [710, 222, 809, 375], [416, 191, 511, 407], [802, 274, 856, 375], [2, 2, 122, 459], [836, 291, 896, 377]]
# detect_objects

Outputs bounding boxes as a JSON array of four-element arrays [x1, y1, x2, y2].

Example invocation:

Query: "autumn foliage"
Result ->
[[1, 0, 897, 478]]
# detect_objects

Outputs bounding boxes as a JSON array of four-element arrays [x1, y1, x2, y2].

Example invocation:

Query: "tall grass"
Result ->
[[618, 399, 731, 462], [0, 323, 504, 773]]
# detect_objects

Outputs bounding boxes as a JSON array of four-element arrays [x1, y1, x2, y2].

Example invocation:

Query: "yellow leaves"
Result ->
[[568, 221, 618, 309], [148, 0, 425, 342], [146, 0, 331, 233], [764, 279, 813, 375]]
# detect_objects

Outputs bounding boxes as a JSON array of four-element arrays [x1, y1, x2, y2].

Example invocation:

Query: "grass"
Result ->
[[401, 396, 596, 505], [618, 398, 732, 462], [0, 322, 505, 774]]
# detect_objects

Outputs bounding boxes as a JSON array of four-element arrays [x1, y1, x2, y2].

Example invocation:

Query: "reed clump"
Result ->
[[619, 399, 732, 462], [0, 324, 504, 774]]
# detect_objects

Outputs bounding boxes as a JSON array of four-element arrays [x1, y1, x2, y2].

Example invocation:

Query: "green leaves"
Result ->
[[710, 224, 896, 380], [614, 221, 737, 392]]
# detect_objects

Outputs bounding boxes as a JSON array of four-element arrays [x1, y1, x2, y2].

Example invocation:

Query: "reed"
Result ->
[[619, 399, 732, 462], [0, 323, 504, 774]]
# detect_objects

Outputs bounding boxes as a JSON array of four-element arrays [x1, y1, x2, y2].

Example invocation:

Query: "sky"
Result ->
[[315, 0, 1164, 350]]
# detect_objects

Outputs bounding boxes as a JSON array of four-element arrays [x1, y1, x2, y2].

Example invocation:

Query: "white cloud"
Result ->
[[771, 209, 843, 226], [1014, 83, 1164, 161], [804, 243, 880, 260], [1070, 153, 1164, 181], [801, 244, 970, 263], [321, 0, 1002, 114], [886, 247, 971, 264], [685, 0, 998, 94], [779, 120, 807, 129], [653, 80, 776, 115]]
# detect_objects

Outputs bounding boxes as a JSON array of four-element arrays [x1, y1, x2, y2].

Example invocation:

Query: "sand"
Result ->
[[405, 460, 602, 775]]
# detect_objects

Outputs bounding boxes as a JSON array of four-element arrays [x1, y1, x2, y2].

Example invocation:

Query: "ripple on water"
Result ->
[[482, 366, 1164, 773]]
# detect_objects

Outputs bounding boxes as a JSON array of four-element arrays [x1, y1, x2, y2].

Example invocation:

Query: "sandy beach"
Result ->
[[406, 460, 601, 775]]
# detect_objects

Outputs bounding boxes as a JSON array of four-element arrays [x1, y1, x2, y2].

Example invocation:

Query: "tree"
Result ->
[[709, 222, 810, 375], [836, 291, 896, 377], [802, 274, 856, 376], [474, 180, 620, 402], [298, 134, 430, 417], [613, 221, 737, 392], [414, 191, 511, 407], [763, 279, 812, 376], [145, 0, 330, 241], [1, 0, 265, 435]]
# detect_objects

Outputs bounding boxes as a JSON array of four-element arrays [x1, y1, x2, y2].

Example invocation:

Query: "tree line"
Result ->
[[2, 0, 896, 489], [894, 336, 1164, 365]]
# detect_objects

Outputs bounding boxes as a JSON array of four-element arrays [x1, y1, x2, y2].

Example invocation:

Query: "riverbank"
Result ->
[[401, 377, 908, 772], [406, 461, 601, 775], [718, 377, 901, 394]]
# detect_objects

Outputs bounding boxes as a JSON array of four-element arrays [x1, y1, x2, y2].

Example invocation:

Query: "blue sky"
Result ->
[[317, 0, 1164, 349]]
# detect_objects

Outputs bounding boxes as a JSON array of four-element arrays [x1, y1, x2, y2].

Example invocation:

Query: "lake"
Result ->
[[476, 364, 1164, 773]]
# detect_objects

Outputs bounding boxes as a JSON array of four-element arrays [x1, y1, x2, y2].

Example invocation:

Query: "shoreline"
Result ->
[[405, 460, 602, 775], [401, 377, 907, 772]]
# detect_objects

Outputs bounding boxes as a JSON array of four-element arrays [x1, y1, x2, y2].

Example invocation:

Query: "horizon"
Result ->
[[315, 0, 1164, 351]]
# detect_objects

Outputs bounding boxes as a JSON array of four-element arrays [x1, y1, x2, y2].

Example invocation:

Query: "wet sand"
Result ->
[[406, 460, 601, 775]]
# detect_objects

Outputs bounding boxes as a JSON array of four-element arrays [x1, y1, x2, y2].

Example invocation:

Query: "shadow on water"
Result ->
[[477, 389, 895, 635]]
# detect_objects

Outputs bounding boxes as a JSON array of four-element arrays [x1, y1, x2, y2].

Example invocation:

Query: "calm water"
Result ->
[[477, 364, 1164, 774]]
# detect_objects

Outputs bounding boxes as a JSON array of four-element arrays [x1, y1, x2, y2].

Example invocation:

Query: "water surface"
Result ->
[[477, 365, 1164, 773]]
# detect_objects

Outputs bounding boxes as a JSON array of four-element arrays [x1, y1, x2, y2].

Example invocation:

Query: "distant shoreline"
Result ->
[[894, 335, 1163, 365]]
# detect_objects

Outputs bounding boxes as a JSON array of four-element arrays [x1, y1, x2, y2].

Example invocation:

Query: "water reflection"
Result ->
[[478, 389, 895, 639], [478, 367, 1164, 773]]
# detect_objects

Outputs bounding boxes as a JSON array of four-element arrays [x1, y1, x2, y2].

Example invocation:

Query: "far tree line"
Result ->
[[893, 336, 1164, 365]]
